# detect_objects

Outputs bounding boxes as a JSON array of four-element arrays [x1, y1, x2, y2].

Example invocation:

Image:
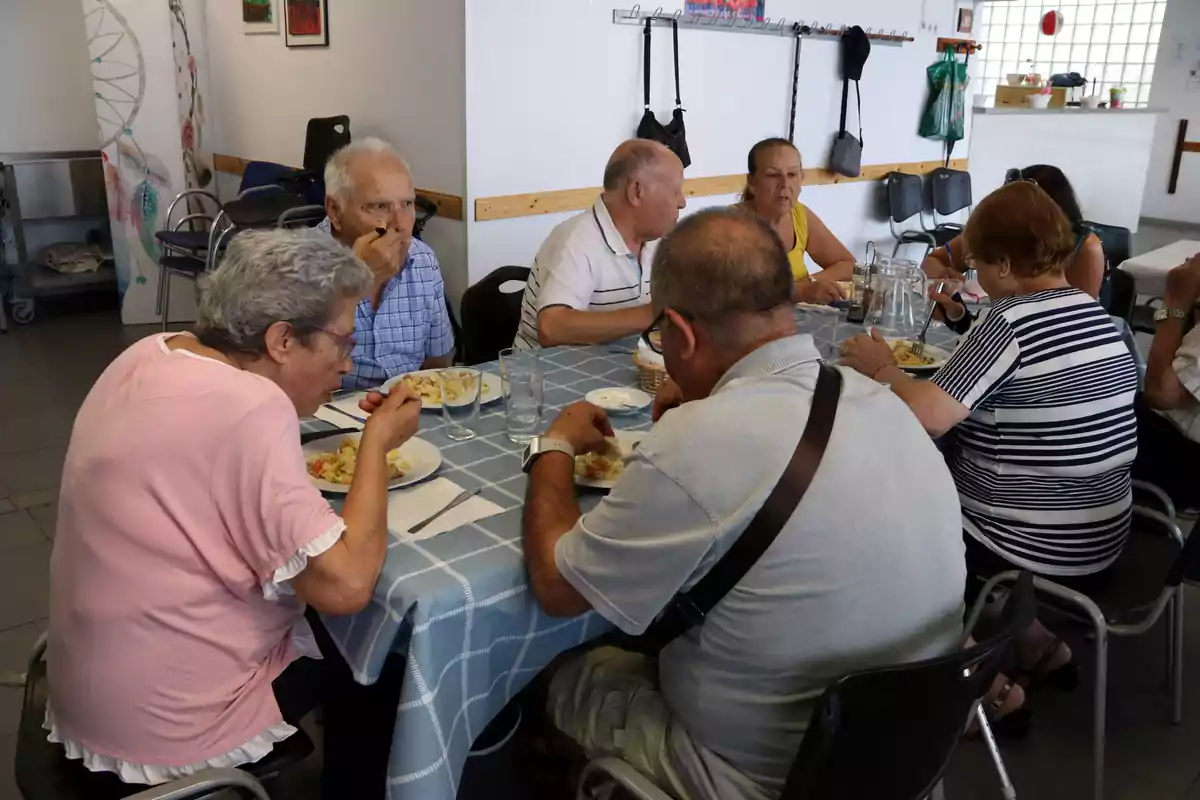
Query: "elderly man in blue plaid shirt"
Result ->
[[317, 138, 455, 390]]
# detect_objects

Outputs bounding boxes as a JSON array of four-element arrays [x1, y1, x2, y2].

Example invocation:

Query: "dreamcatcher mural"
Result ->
[[84, 0, 211, 323]]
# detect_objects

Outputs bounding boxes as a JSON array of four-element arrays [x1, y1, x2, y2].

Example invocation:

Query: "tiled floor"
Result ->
[[2, 222, 1200, 799]]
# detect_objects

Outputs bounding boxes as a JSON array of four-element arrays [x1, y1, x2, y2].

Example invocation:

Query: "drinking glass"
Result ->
[[439, 368, 482, 442], [499, 348, 544, 445]]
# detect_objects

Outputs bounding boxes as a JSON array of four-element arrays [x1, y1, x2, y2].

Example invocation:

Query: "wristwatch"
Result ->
[[521, 437, 575, 473], [1154, 307, 1190, 323]]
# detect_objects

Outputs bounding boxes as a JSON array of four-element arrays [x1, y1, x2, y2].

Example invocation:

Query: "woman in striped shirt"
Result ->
[[842, 181, 1139, 732]]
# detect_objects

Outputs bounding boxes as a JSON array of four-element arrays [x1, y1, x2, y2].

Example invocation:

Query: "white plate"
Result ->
[[585, 387, 652, 415], [381, 369, 503, 410], [303, 433, 442, 494], [888, 340, 952, 372], [575, 430, 644, 490]]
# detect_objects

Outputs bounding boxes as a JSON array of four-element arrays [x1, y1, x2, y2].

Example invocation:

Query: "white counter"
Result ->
[[968, 106, 1163, 231], [972, 105, 1167, 116]]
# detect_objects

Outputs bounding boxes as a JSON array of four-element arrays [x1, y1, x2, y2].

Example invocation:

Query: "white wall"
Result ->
[[1142, 0, 1200, 224], [464, 0, 969, 282], [971, 110, 1160, 231], [0, 0, 98, 152], [203, 0, 469, 303]]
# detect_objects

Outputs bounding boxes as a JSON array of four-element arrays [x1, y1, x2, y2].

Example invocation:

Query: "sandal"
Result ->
[[968, 677, 1031, 741], [1015, 637, 1079, 693]]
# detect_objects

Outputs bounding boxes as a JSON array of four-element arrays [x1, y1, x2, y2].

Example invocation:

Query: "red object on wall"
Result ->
[[287, 0, 322, 36], [1041, 10, 1064, 36]]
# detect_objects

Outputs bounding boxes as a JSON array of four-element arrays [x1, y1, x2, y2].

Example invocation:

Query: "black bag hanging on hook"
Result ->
[[636, 17, 691, 167], [829, 26, 870, 177]]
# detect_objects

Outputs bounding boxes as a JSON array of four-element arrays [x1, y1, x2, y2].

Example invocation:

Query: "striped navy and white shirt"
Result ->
[[513, 198, 654, 351], [933, 288, 1139, 576]]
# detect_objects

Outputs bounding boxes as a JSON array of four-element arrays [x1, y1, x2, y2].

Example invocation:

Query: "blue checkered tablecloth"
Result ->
[[295, 309, 985, 800]]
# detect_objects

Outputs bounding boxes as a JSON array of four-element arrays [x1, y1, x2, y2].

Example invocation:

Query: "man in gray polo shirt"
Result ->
[[520, 208, 966, 800]]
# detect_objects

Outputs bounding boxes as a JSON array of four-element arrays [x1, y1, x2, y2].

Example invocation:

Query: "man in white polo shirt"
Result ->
[[513, 139, 686, 350]]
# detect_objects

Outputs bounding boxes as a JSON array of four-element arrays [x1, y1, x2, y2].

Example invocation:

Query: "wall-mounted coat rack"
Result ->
[[936, 37, 982, 54], [612, 6, 915, 47]]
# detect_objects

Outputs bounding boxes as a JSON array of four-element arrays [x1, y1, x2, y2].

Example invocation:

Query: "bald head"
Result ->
[[652, 208, 793, 324], [603, 139, 676, 191]]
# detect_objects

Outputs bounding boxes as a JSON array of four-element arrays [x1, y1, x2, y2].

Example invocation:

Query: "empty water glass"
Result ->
[[499, 348, 543, 445], [439, 368, 482, 442]]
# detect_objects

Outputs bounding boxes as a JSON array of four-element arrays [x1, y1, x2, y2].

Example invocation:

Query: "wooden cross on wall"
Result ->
[[1168, 119, 1200, 194]]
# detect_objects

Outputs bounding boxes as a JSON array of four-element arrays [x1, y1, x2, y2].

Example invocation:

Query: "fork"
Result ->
[[912, 281, 946, 358]]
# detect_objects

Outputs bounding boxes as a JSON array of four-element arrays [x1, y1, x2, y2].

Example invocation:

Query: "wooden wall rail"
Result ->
[[211, 153, 464, 221], [475, 158, 969, 222]]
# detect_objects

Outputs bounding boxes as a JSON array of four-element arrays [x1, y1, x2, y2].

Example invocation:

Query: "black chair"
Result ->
[[413, 195, 438, 241], [16, 635, 311, 800], [1085, 221, 1155, 332], [885, 172, 936, 260], [579, 574, 1037, 800], [964, 494, 1197, 800], [303, 116, 351, 175], [459, 266, 531, 365], [928, 168, 972, 245]]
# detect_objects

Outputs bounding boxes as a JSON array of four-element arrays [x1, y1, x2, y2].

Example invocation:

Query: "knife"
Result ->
[[408, 487, 482, 534], [300, 427, 359, 446], [321, 403, 368, 425]]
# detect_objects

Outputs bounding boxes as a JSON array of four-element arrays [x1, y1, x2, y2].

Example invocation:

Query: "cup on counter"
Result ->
[[1110, 87, 1127, 109], [498, 348, 543, 445], [438, 367, 483, 441]]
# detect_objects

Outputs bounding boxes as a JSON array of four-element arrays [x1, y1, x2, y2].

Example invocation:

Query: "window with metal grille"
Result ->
[[975, 1, 1167, 108]]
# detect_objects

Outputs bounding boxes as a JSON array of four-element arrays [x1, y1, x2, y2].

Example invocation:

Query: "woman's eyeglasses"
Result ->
[[311, 327, 357, 361]]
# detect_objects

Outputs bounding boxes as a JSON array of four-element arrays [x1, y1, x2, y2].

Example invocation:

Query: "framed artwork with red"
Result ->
[[285, 0, 328, 47]]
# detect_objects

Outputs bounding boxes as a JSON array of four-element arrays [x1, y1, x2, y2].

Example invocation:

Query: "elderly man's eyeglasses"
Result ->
[[641, 309, 694, 355]]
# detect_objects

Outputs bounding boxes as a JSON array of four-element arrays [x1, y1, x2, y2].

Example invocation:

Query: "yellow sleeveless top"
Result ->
[[786, 203, 810, 280]]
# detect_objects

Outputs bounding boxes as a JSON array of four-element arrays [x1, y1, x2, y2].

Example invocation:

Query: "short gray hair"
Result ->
[[196, 229, 371, 353], [651, 208, 793, 322], [603, 140, 667, 191], [324, 136, 412, 203]]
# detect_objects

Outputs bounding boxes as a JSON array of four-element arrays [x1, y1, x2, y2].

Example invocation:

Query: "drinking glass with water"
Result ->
[[438, 368, 482, 442], [499, 348, 543, 444]]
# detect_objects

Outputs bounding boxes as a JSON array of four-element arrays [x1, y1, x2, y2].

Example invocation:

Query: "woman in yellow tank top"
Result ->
[[735, 138, 857, 305]]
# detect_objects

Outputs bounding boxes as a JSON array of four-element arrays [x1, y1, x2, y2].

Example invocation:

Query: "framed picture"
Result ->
[[285, 0, 329, 47], [685, 0, 766, 22], [957, 7, 974, 34], [242, 0, 278, 34]]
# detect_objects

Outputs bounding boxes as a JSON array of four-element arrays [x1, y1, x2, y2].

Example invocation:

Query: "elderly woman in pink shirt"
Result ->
[[45, 229, 422, 797]]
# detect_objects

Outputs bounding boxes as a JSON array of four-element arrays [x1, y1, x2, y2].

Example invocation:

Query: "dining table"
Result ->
[[300, 303, 1144, 800], [296, 305, 969, 800]]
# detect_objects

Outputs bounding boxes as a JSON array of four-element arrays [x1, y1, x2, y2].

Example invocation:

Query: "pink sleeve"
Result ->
[[211, 397, 344, 596]]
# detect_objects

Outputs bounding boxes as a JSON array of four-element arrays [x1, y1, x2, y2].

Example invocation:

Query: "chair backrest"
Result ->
[[277, 204, 328, 229], [782, 573, 1035, 800], [238, 161, 301, 195], [885, 172, 925, 224], [460, 266, 532, 365], [1167, 512, 1200, 587], [1082, 220, 1132, 271], [413, 195, 439, 241], [1104, 267, 1136, 320], [930, 168, 972, 216], [303, 115, 351, 174]]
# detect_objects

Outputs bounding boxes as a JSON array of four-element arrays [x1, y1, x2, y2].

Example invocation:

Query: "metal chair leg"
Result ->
[[1173, 586, 1184, 725], [1165, 594, 1176, 692], [155, 261, 166, 317], [161, 270, 172, 332], [975, 704, 1017, 800], [892, 241, 903, 258], [1093, 622, 1109, 800]]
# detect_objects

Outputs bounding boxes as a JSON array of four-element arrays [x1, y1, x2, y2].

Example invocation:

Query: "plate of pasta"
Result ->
[[303, 433, 442, 494], [575, 431, 644, 490], [381, 370, 503, 410], [888, 340, 951, 372]]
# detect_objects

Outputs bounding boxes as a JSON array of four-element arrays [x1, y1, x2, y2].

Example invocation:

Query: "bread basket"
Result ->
[[634, 335, 667, 393]]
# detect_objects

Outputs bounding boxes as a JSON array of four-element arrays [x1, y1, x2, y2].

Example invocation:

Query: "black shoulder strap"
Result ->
[[788, 28, 804, 142], [839, 78, 850, 136], [671, 18, 683, 108], [855, 80, 864, 146], [643, 18, 652, 110], [637, 363, 843, 652]]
